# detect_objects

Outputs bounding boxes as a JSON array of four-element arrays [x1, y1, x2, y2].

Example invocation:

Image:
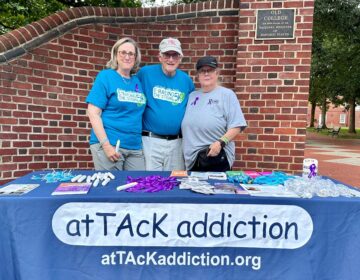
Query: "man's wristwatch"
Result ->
[[218, 139, 226, 148]]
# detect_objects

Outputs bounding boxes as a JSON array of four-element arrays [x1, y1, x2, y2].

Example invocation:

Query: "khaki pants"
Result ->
[[142, 136, 185, 171], [90, 143, 145, 171]]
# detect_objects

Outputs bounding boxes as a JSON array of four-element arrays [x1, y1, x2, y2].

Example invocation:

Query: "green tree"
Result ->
[[0, 0, 141, 35], [310, 0, 360, 132], [0, 0, 65, 34], [309, 33, 333, 128]]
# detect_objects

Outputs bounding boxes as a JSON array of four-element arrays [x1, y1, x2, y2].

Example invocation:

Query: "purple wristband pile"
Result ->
[[126, 175, 179, 193]]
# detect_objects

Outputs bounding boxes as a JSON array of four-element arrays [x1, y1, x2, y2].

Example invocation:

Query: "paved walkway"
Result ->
[[305, 132, 360, 188]]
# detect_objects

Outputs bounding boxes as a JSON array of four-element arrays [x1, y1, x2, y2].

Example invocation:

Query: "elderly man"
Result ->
[[137, 38, 195, 171]]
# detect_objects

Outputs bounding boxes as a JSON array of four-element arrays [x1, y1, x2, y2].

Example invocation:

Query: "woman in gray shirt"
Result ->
[[181, 56, 247, 171]]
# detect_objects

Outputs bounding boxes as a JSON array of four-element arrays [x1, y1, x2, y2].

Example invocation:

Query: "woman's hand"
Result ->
[[207, 141, 222, 157], [102, 142, 121, 162]]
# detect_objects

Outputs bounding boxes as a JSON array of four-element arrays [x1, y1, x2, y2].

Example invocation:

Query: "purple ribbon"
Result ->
[[126, 176, 179, 192], [191, 96, 199, 106], [308, 163, 317, 178], [135, 84, 139, 92]]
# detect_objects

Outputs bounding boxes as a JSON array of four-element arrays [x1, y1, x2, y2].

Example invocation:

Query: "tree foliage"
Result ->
[[0, 0, 141, 35], [0, 0, 64, 34], [310, 0, 360, 131]]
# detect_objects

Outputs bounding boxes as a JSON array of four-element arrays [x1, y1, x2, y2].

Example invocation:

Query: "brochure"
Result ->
[[0, 184, 40, 196], [189, 172, 209, 180], [226, 171, 245, 177], [244, 171, 261, 178], [214, 183, 247, 195], [207, 172, 227, 180], [189, 172, 227, 180], [52, 183, 91, 195], [170, 170, 188, 177], [240, 184, 299, 198]]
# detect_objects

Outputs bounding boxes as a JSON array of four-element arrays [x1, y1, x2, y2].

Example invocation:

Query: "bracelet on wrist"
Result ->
[[100, 137, 109, 147], [220, 136, 229, 144], [218, 139, 226, 148]]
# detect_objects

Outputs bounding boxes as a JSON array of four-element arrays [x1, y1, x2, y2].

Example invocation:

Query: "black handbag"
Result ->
[[194, 147, 229, 171]]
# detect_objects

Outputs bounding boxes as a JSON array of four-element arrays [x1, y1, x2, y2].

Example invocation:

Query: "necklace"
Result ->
[[121, 75, 131, 85], [117, 70, 131, 85]]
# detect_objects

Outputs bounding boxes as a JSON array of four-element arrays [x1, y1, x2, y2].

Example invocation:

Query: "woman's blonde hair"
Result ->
[[106, 37, 141, 73]]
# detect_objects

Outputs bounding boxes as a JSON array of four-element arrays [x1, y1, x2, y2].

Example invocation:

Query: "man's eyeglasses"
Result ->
[[118, 50, 136, 59], [198, 68, 216, 75], [161, 52, 181, 60]]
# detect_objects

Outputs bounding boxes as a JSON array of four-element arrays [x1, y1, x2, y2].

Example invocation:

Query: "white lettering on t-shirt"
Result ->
[[117, 89, 146, 105], [153, 86, 185, 104]]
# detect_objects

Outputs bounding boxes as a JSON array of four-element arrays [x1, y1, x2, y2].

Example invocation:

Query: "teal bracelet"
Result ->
[[220, 136, 229, 144]]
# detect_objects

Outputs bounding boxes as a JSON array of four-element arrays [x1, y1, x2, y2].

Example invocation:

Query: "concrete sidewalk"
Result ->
[[305, 132, 360, 188]]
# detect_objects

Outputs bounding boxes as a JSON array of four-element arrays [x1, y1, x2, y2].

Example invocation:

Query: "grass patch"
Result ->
[[307, 127, 360, 139]]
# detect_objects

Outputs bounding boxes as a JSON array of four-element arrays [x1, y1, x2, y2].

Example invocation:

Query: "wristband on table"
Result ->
[[100, 137, 109, 147]]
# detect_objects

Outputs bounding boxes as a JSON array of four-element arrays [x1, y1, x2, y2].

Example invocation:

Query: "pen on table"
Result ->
[[116, 182, 138, 191], [115, 140, 120, 153]]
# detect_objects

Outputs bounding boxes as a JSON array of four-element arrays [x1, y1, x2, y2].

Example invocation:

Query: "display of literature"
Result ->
[[241, 184, 299, 198], [3, 169, 359, 199], [0, 184, 40, 196], [51, 183, 91, 195]]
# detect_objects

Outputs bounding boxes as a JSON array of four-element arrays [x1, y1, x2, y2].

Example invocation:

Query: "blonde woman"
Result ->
[[86, 37, 146, 170]]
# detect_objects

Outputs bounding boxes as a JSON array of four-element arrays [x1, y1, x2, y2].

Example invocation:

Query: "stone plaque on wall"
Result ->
[[256, 9, 295, 40]]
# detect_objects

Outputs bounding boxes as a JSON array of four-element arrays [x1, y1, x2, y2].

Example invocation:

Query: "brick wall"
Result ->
[[0, 0, 314, 184], [237, 0, 314, 171]]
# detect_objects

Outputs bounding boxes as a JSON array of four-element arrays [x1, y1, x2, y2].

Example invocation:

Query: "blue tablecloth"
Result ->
[[0, 171, 359, 280]]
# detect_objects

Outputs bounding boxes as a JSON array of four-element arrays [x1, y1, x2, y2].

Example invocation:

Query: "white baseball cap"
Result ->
[[159, 38, 183, 56]]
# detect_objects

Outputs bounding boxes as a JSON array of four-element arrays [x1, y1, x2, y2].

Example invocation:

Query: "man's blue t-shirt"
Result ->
[[137, 64, 195, 135], [86, 69, 146, 150]]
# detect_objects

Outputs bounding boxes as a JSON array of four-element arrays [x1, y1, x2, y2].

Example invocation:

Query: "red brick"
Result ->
[[0, 164, 18, 171], [0, 149, 17, 156], [299, 8, 314, 16], [284, 2, 304, 8], [0, 118, 18, 125], [251, 3, 272, 9], [12, 126, 32, 133], [274, 128, 297, 135]]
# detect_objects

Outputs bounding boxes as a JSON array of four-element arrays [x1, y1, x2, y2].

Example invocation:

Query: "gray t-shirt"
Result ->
[[181, 86, 247, 169]]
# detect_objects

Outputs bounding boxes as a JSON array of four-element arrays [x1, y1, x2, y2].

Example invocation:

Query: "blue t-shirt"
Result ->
[[86, 69, 146, 150], [137, 64, 195, 135]]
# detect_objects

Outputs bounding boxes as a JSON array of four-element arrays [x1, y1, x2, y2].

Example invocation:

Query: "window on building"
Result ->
[[340, 114, 346, 124]]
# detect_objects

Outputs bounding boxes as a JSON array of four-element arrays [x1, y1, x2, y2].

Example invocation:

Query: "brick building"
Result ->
[[0, 0, 315, 184], [308, 104, 360, 128]]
